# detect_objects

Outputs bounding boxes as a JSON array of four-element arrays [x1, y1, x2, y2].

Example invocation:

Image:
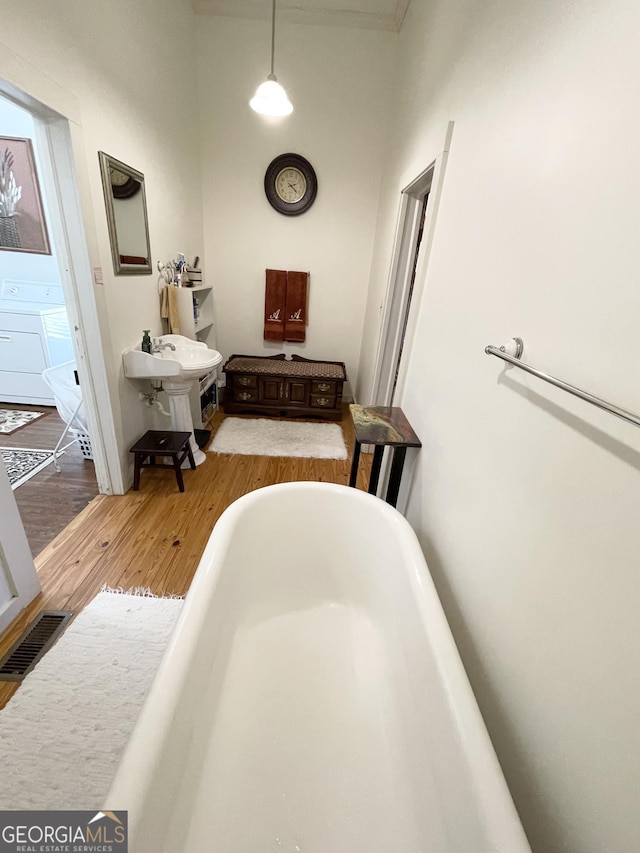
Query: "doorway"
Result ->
[[0, 94, 99, 555], [372, 122, 454, 408], [368, 123, 454, 504], [0, 77, 119, 572], [390, 191, 429, 402]]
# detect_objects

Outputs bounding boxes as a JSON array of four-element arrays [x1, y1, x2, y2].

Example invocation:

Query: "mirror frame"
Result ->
[[98, 151, 152, 275]]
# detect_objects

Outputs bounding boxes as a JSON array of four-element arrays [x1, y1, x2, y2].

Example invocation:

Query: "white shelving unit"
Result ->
[[173, 283, 219, 428], [174, 284, 215, 345]]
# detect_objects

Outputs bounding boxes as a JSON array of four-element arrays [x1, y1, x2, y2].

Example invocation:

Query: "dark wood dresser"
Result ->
[[222, 354, 347, 420]]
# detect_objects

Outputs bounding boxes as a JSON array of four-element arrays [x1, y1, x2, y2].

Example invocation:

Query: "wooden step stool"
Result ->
[[130, 430, 195, 493]]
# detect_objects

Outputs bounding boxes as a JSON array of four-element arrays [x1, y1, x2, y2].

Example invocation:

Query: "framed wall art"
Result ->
[[0, 136, 51, 255]]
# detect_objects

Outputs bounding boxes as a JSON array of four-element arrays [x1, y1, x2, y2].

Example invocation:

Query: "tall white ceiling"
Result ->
[[189, 0, 410, 32]]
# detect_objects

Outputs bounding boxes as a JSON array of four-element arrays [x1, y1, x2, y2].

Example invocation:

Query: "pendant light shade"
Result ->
[[250, 0, 293, 117], [250, 75, 293, 116]]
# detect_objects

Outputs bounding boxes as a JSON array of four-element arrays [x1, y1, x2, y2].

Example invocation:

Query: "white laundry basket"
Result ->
[[42, 360, 93, 467]]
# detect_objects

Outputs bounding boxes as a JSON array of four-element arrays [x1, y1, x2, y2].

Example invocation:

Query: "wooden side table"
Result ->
[[130, 430, 195, 493], [348, 405, 421, 507]]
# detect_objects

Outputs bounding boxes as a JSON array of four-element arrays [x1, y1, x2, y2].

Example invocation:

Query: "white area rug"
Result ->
[[0, 409, 46, 435], [0, 447, 57, 489], [0, 590, 183, 809], [209, 417, 348, 459]]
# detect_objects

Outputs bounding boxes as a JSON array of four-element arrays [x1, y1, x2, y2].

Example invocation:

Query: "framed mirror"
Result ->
[[98, 151, 152, 275]]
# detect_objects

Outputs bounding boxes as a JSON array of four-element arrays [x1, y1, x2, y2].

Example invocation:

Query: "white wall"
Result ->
[[0, 0, 202, 483], [359, 0, 640, 851], [196, 17, 396, 394]]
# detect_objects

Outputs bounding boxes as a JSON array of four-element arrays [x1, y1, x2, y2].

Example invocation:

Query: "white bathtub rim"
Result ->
[[106, 482, 530, 851]]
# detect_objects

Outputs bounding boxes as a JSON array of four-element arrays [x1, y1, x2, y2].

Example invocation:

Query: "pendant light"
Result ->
[[249, 0, 293, 117]]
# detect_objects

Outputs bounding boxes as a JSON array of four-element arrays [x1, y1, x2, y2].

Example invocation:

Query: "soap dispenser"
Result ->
[[142, 330, 152, 353]]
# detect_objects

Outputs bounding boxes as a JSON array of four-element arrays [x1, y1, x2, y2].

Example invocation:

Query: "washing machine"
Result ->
[[0, 280, 74, 405]]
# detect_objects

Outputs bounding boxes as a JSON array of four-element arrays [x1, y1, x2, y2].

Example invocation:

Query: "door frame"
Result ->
[[0, 52, 124, 631], [368, 122, 454, 505], [0, 66, 122, 496], [0, 462, 40, 634], [37, 113, 122, 494], [371, 121, 455, 407]]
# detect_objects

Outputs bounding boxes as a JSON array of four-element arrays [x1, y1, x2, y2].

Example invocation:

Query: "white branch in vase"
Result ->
[[0, 148, 23, 217]]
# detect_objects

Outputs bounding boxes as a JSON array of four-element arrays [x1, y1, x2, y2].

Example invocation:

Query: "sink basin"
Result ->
[[123, 335, 223, 381]]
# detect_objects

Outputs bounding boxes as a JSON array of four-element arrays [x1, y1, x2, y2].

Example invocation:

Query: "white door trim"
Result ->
[[367, 122, 454, 505], [0, 463, 40, 635], [0, 67, 123, 495], [371, 121, 455, 407], [38, 116, 122, 494], [371, 190, 426, 407]]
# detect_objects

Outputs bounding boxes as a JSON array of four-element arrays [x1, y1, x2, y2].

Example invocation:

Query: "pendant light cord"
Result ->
[[249, 0, 292, 114], [270, 0, 276, 78]]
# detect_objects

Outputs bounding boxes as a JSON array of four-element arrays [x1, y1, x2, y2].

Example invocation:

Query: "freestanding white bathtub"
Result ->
[[108, 482, 530, 852]]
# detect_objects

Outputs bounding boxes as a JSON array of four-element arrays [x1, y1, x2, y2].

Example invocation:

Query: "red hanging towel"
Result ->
[[264, 269, 287, 341], [284, 271, 309, 342]]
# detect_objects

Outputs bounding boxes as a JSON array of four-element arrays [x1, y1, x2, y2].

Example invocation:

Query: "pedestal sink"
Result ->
[[123, 334, 223, 466]]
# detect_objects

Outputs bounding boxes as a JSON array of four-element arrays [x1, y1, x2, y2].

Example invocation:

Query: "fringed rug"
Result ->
[[0, 589, 184, 809], [0, 409, 47, 435], [209, 417, 348, 459], [0, 447, 56, 489]]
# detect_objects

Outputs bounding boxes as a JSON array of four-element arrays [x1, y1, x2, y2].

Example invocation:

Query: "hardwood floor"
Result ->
[[0, 406, 371, 709], [0, 403, 99, 557]]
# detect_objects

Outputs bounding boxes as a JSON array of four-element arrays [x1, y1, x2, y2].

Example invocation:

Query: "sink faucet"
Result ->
[[151, 338, 176, 353]]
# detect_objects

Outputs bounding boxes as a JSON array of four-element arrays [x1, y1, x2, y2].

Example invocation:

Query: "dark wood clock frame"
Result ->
[[264, 152, 317, 216], [111, 174, 141, 199]]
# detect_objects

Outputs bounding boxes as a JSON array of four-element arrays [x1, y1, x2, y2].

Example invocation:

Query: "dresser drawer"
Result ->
[[233, 375, 257, 389], [310, 393, 336, 410], [233, 388, 258, 403], [311, 380, 336, 395]]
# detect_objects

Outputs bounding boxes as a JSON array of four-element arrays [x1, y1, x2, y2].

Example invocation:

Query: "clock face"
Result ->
[[264, 153, 317, 216], [110, 167, 130, 187], [275, 167, 307, 203], [109, 167, 141, 200]]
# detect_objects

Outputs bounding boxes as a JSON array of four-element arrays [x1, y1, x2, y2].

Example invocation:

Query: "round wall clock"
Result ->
[[264, 153, 317, 216]]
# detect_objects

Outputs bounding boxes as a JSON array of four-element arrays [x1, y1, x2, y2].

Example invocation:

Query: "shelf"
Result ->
[[181, 284, 211, 293], [174, 283, 215, 344]]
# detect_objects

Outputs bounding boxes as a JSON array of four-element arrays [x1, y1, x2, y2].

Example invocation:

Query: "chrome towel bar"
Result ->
[[485, 337, 640, 430]]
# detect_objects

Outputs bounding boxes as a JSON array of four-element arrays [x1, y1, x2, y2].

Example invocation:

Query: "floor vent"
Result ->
[[0, 610, 73, 681]]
